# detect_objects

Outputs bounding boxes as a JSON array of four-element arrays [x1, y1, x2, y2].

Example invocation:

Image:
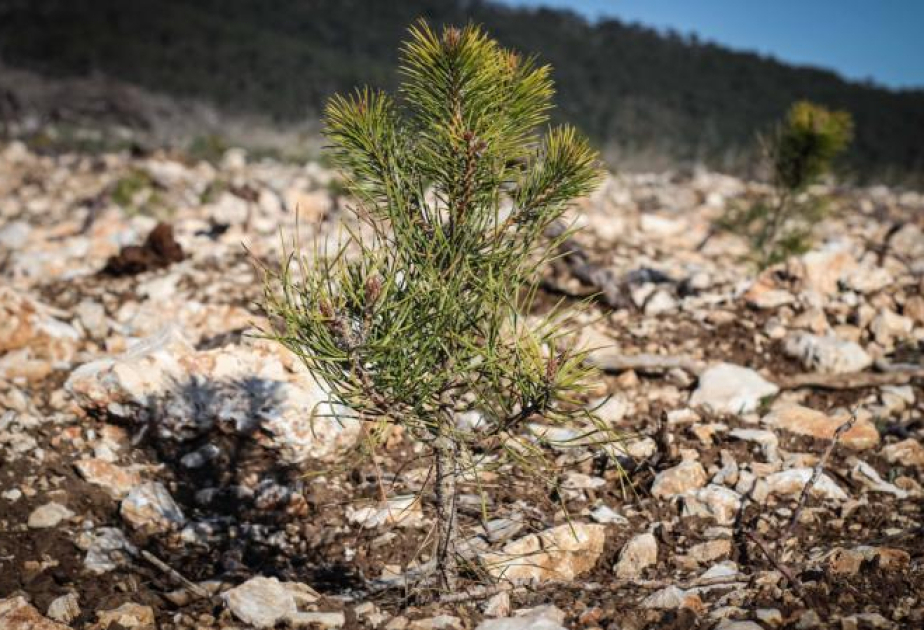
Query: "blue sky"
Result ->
[[502, 1, 924, 89]]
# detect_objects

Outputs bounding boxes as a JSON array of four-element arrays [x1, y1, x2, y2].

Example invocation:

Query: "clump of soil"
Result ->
[[101, 222, 185, 276]]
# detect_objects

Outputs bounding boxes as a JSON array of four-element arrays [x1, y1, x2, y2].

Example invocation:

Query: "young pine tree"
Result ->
[[719, 101, 853, 268], [263, 22, 604, 591]]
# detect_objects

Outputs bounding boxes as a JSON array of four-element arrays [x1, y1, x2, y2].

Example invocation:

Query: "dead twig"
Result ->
[[870, 524, 924, 545], [776, 368, 924, 390], [140, 550, 210, 599], [745, 531, 803, 594], [439, 582, 520, 604], [783, 412, 858, 541], [586, 351, 707, 376], [438, 572, 749, 603]]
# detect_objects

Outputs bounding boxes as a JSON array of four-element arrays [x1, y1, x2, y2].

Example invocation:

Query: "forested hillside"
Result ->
[[1, 0, 923, 181]]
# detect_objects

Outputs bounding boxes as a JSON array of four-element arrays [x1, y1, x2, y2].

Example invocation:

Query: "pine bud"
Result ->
[[443, 26, 461, 50], [365, 275, 382, 306], [545, 352, 560, 382]]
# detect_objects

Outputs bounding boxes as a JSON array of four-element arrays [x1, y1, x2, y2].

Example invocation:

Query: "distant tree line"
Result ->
[[1, 0, 922, 183]]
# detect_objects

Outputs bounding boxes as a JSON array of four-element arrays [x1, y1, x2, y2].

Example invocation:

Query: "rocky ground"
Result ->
[[1, 139, 923, 630]]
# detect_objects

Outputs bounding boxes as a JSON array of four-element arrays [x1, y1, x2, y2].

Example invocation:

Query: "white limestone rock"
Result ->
[[690, 363, 779, 415]]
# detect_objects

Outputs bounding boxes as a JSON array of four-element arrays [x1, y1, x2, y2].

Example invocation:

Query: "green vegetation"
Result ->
[[262, 22, 608, 591], [719, 101, 853, 268], [1, 0, 921, 183], [110, 169, 155, 209]]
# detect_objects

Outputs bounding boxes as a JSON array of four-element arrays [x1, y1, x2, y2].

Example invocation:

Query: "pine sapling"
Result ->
[[719, 101, 853, 268], [262, 22, 606, 592]]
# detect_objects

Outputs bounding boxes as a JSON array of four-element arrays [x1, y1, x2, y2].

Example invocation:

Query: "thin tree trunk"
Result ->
[[433, 433, 459, 591]]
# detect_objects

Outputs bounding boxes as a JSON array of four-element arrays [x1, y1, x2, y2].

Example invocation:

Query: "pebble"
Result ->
[[783, 332, 872, 374], [46, 593, 80, 624], [95, 603, 156, 629], [762, 404, 879, 450], [640, 586, 702, 611], [614, 532, 658, 578], [481, 523, 605, 582], [881, 438, 924, 469], [689, 363, 779, 415], [651, 460, 708, 498], [681, 485, 742, 525], [590, 505, 629, 525], [221, 576, 320, 628], [27, 502, 74, 529], [764, 468, 848, 501], [475, 606, 567, 630], [120, 482, 186, 534], [0, 596, 70, 630], [75, 527, 138, 574], [75, 458, 142, 499]]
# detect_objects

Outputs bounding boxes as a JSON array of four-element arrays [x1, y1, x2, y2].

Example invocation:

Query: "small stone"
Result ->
[[826, 547, 864, 575], [645, 290, 677, 315], [841, 265, 893, 294], [75, 458, 142, 499], [0, 287, 81, 381], [795, 609, 822, 629], [904, 295, 924, 324], [620, 436, 657, 458], [764, 468, 848, 501], [1, 488, 22, 502], [688, 539, 732, 564], [881, 438, 924, 469], [386, 617, 409, 630], [783, 332, 872, 374], [700, 560, 739, 580], [75, 299, 108, 338], [590, 505, 628, 525], [0, 596, 70, 630], [614, 532, 658, 578], [869, 309, 913, 347], [347, 496, 422, 528], [222, 576, 320, 628], [681, 485, 742, 525], [594, 394, 628, 424], [483, 592, 511, 618], [289, 612, 346, 629], [408, 615, 463, 630], [481, 523, 605, 582], [46, 593, 80, 624], [743, 278, 795, 309], [476, 606, 567, 630], [690, 363, 779, 415], [640, 586, 702, 612], [879, 385, 914, 413], [762, 404, 879, 450], [795, 247, 857, 295], [728, 428, 779, 460], [850, 459, 908, 498], [651, 461, 707, 499], [75, 527, 138, 573], [96, 603, 156, 629], [841, 613, 894, 629], [179, 444, 221, 468], [28, 502, 74, 528], [755, 608, 783, 627], [355, 602, 388, 628], [120, 482, 185, 534]]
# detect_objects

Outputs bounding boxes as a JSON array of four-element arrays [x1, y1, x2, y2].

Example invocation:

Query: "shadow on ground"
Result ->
[[133, 374, 365, 592]]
